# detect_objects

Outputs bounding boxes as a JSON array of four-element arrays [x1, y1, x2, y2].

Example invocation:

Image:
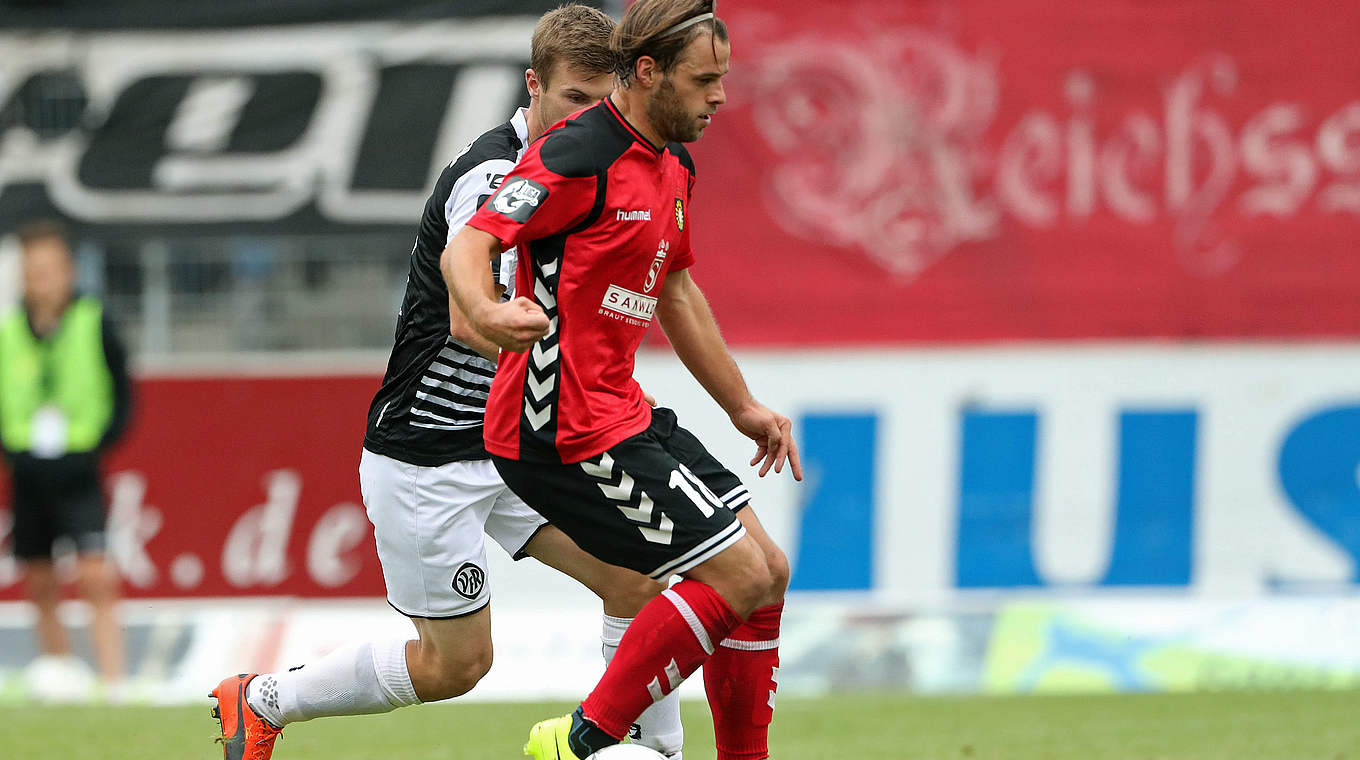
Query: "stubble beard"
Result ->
[[647, 77, 702, 143]]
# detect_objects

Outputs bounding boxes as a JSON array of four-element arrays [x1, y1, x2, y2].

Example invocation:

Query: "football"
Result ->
[[586, 745, 668, 760]]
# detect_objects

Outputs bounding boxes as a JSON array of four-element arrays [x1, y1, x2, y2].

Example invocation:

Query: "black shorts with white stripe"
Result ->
[[492, 407, 750, 580]]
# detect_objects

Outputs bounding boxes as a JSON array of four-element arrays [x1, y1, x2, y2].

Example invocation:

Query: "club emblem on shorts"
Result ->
[[452, 562, 486, 600], [674, 197, 684, 231], [491, 177, 548, 223]]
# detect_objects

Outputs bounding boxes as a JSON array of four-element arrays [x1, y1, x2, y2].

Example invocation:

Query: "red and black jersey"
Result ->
[[468, 97, 696, 464]]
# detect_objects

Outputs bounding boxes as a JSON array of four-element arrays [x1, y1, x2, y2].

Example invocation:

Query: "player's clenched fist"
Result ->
[[477, 296, 550, 352]]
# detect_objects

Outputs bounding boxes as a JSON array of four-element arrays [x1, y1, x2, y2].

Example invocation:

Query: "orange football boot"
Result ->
[[210, 673, 283, 760]]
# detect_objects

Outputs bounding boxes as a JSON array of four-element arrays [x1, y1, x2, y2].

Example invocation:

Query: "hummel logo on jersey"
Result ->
[[616, 209, 651, 222], [491, 177, 547, 222]]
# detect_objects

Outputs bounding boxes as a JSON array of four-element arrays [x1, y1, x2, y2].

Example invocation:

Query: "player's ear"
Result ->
[[525, 68, 540, 99], [635, 55, 657, 88]]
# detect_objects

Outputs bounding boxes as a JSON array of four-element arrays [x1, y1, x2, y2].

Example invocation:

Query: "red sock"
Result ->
[[581, 580, 742, 740], [703, 601, 783, 760]]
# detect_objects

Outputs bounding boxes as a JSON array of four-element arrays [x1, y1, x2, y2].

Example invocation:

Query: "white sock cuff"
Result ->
[[371, 638, 420, 707], [601, 614, 634, 649], [719, 637, 780, 651]]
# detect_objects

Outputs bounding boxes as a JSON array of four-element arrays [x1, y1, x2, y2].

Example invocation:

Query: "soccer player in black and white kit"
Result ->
[[210, 8, 686, 760]]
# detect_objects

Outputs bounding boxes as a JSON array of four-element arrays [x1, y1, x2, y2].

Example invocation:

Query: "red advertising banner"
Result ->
[[685, 0, 1360, 344], [0, 375, 384, 599]]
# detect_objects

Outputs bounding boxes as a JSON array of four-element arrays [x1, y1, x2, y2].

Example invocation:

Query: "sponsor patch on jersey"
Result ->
[[490, 177, 547, 223], [600, 284, 658, 325], [674, 197, 684, 231]]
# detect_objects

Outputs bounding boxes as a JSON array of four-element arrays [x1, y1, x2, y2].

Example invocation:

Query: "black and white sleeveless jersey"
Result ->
[[362, 109, 529, 466]]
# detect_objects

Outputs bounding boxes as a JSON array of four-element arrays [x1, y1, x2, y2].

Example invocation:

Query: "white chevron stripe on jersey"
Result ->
[[524, 401, 551, 431], [522, 257, 560, 435], [531, 341, 559, 368], [534, 279, 556, 310], [525, 372, 555, 402]]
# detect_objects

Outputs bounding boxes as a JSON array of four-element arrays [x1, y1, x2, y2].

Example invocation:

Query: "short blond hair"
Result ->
[[530, 4, 617, 86]]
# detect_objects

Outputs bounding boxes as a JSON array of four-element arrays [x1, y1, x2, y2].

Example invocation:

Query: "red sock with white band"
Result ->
[[702, 601, 783, 760], [581, 579, 743, 740]]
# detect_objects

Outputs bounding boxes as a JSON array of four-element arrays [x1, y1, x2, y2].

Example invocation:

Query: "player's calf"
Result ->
[[405, 637, 493, 701]]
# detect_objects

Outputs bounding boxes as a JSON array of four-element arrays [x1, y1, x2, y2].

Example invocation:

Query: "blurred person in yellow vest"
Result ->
[[0, 219, 132, 699]]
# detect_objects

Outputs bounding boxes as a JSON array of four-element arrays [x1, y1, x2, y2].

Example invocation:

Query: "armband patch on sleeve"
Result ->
[[489, 177, 548, 223]]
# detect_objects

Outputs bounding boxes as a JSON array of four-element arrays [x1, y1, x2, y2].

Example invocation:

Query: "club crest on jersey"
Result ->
[[674, 197, 684, 231], [644, 240, 670, 292], [491, 177, 548, 223], [452, 562, 485, 600]]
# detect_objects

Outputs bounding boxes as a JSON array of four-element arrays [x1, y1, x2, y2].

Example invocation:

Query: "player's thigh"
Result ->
[[493, 436, 745, 581], [358, 449, 497, 618], [521, 524, 663, 616]]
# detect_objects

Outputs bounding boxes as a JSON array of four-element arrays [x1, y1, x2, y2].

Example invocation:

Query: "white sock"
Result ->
[[603, 614, 684, 756], [246, 638, 421, 726]]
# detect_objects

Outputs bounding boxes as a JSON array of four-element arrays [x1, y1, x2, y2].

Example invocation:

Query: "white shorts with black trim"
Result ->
[[358, 448, 547, 618]]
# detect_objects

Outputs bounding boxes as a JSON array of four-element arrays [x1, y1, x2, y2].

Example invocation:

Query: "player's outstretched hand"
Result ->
[[478, 297, 549, 352], [731, 402, 803, 481]]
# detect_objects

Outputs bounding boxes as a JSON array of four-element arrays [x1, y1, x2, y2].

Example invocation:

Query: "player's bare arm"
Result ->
[[442, 226, 548, 353], [656, 267, 803, 481], [446, 293, 501, 362]]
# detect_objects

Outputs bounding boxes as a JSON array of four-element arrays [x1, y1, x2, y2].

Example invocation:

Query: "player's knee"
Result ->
[[604, 573, 664, 618], [444, 651, 494, 699], [24, 565, 61, 603], [726, 550, 775, 617], [77, 562, 120, 605], [764, 544, 790, 601]]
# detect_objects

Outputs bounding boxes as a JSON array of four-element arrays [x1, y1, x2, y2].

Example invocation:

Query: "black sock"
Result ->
[[568, 706, 618, 758]]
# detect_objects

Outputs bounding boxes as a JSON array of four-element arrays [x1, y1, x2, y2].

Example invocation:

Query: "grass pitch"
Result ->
[[1, 691, 1357, 759]]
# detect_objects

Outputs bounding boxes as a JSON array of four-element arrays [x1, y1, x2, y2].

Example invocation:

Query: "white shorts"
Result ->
[[358, 448, 548, 618]]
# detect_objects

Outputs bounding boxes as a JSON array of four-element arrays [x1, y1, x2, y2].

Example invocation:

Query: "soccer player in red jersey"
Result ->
[[446, 2, 798, 759]]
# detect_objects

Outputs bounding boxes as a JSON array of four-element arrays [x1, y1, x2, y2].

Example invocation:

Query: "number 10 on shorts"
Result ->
[[670, 464, 722, 516]]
